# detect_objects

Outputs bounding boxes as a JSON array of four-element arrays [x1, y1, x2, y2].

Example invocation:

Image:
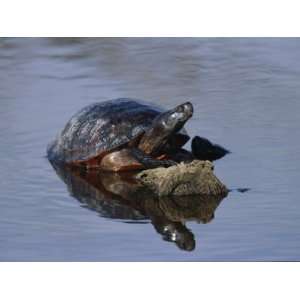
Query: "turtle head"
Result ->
[[138, 102, 193, 155], [162, 102, 193, 132]]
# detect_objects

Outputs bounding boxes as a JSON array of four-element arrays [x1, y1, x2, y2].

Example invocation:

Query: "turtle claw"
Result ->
[[130, 148, 177, 169]]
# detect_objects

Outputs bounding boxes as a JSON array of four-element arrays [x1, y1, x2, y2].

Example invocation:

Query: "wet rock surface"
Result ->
[[136, 160, 228, 197]]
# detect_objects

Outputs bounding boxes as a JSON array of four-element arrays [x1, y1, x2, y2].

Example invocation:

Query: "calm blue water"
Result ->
[[0, 38, 299, 261]]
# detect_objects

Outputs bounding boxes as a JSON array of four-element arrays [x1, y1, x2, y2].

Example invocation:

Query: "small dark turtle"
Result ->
[[191, 136, 230, 161], [47, 98, 228, 171]]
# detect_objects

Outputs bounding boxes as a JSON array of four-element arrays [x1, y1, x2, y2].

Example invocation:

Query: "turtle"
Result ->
[[47, 98, 229, 171]]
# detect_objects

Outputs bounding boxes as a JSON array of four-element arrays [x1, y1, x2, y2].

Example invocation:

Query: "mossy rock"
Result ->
[[136, 160, 228, 197]]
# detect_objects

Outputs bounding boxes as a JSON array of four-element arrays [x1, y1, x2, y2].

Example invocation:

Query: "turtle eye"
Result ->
[[177, 106, 184, 113]]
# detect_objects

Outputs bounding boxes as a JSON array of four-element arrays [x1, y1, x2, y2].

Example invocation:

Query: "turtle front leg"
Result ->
[[130, 148, 177, 169]]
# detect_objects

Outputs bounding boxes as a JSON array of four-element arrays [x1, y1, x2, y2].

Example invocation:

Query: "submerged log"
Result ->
[[136, 160, 228, 197]]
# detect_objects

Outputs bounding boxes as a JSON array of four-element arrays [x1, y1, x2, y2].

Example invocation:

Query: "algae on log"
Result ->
[[136, 160, 228, 197]]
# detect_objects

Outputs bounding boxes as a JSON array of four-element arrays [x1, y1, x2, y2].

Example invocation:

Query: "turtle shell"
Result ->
[[47, 98, 190, 164]]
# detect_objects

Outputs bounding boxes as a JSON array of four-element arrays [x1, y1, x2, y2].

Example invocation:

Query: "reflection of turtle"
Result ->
[[50, 163, 227, 252], [47, 98, 229, 171]]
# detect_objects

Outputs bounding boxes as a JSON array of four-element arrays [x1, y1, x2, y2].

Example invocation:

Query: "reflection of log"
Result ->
[[136, 160, 228, 197]]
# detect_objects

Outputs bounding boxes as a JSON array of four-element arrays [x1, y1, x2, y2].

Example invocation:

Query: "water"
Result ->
[[0, 37, 299, 261]]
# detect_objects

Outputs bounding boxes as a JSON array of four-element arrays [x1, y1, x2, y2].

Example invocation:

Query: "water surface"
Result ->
[[0, 38, 299, 261]]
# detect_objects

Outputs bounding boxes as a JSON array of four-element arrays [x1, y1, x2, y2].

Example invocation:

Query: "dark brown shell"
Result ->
[[47, 98, 189, 164]]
